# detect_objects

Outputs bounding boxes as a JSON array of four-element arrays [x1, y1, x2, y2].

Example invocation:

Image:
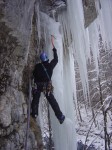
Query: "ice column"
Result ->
[[38, 12, 77, 150]]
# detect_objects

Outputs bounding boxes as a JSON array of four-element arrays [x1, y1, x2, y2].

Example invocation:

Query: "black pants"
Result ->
[[31, 84, 63, 120]]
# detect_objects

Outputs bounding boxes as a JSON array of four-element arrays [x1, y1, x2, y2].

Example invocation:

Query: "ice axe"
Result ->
[[51, 35, 56, 48]]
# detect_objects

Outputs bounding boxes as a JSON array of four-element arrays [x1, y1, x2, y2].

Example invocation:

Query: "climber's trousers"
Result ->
[[31, 90, 63, 120]]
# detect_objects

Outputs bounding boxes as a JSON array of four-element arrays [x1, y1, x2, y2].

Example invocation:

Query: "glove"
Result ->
[[52, 47, 57, 52], [32, 87, 37, 95]]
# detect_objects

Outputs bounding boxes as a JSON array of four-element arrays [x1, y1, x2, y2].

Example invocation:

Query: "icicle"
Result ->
[[58, 0, 112, 102], [35, 3, 41, 43], [58, 0, 91, 100]]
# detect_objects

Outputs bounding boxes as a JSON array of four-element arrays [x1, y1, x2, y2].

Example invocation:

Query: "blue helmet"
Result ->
[[40, 52, 49, 62]]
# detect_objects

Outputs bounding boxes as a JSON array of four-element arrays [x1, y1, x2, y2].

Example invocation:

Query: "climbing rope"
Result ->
[[25, 77, 31, 150], [47, 101, 52, 150]]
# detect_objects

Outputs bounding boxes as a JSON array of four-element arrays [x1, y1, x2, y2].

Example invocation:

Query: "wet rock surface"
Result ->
[[82, 0, 97, 28]]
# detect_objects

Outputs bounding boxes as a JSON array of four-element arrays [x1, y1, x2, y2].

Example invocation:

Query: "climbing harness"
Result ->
[[42, 81, 54, 94]]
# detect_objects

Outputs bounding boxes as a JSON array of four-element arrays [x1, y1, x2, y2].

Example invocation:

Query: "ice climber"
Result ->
[[31, 47, 65, 124]]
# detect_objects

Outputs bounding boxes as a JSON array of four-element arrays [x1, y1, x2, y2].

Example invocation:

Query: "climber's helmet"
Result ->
[[40, 52, 49, 62]]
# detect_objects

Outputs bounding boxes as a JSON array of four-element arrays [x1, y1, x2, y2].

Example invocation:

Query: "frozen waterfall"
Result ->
[[38, 12, 77, 150], [35, 0, 112, 149]]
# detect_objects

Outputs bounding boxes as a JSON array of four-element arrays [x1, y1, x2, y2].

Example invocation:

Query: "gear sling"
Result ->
[[41, 63, 54, 94], [31, 63, 63, 120]]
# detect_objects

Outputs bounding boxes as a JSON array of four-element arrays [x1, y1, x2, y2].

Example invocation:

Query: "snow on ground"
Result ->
[[75, 105, 112, 149]]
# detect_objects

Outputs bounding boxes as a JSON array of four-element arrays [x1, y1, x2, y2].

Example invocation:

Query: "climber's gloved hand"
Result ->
[[32, 87, 37, 95], [52, 47, 57, 52]]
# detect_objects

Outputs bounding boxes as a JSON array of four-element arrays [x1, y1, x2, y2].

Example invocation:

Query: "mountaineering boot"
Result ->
[[58, 114, 65, 124]]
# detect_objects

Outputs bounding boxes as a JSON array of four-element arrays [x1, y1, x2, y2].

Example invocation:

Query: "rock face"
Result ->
[[82, 0, 97, 28], [0, 0, 43, 149]]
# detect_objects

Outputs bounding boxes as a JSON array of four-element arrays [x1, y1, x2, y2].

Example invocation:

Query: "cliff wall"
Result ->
[[0, 0, 43, 149]]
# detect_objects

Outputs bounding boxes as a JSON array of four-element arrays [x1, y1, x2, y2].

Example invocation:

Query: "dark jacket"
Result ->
[[33, 48, 58, 83]]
